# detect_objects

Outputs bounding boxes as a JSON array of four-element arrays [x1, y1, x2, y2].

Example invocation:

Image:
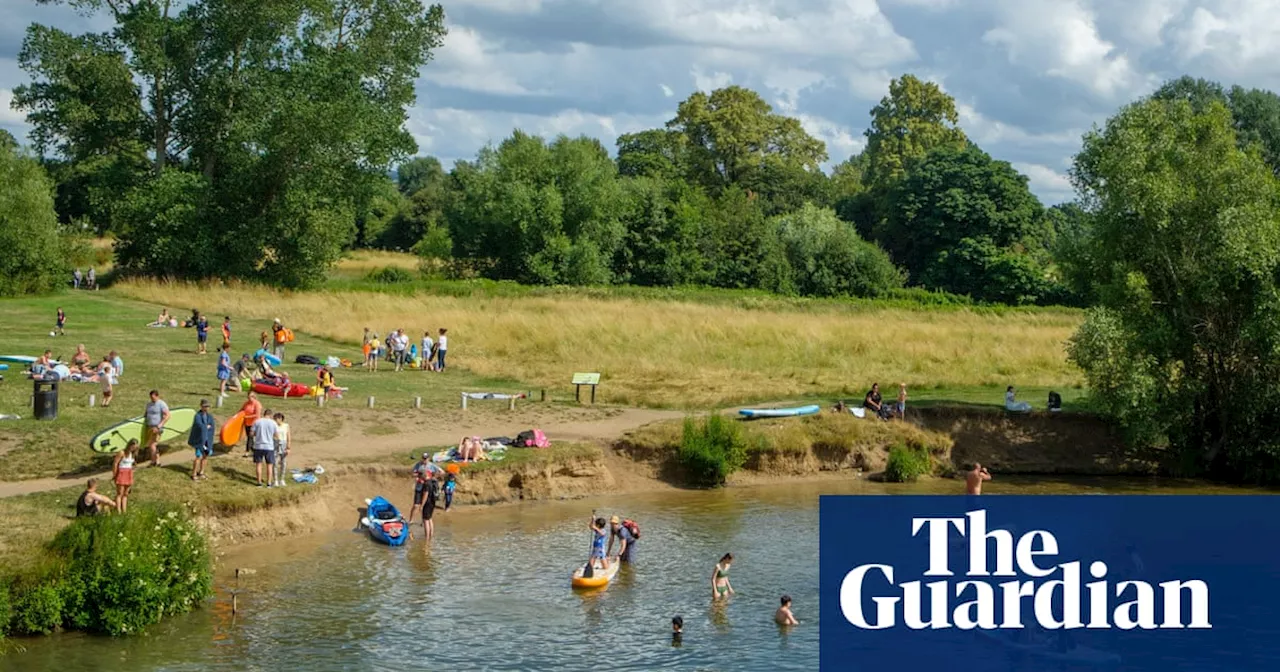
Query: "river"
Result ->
[[3, 475, 1270, 671]]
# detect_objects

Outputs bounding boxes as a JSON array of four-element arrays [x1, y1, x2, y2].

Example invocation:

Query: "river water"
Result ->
[[4, 476, 1269, 671]]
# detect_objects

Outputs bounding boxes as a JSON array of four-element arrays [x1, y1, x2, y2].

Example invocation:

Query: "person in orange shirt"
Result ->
[[240, 391, 262, 455]]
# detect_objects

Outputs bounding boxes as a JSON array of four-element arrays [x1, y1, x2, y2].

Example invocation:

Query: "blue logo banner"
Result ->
[[819, 495, 1280, 671]]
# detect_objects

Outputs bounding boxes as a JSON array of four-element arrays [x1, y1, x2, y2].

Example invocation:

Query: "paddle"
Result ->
[[582, 509, 597, 579]]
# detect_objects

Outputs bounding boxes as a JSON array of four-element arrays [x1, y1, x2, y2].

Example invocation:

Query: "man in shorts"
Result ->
[[251, 408, 279, 487], [189, 398, 215, 480], [195, 312, 209, 354], [143, 389, 171, 467], [407, 453, 442, 528]]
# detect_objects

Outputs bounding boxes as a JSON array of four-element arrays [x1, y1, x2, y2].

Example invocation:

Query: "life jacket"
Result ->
[[621, 519, 640, 540]]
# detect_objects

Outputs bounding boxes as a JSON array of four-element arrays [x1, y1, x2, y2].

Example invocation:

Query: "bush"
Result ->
[[3, 505, 213, 637], [365, 266, 415, 284], [678, 415, 750, 487], [883, 442, 931, 483], [0, 580, 9, 638], [0, 141, 68, 296]]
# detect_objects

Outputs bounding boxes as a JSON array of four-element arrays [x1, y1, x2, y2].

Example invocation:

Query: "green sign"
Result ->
[[572, 372, 601, 385]]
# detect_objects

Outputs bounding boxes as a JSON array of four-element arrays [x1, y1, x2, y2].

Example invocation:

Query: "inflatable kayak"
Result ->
[[976, 630, 1120, 665], [254, 349, 282, 367], [219, 411, 246, 446], [0, 355, 36, 364], [738, 405, 821, 419], [363, 497, 408, 547], [251, 381, 311, 398], [90, 407, 198, 454], [572, 561, 620, 589]]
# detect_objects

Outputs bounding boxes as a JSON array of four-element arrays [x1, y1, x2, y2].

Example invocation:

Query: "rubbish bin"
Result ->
[[33, 379, 59, 420]]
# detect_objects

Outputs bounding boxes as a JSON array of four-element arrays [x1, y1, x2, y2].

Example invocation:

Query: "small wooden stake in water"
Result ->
[[367, 396, 375, 408], [88, 394, 96, 407]]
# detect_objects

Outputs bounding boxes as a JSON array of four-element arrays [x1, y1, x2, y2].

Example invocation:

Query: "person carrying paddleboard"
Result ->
[[240, 391, 262, 455]]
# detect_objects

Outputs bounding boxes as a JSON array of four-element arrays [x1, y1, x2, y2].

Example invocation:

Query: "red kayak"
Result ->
[[251, 381, 312, 398]]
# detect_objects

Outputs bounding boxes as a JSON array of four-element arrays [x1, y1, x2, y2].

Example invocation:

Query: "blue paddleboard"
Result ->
[[738, 405, 821, 419]]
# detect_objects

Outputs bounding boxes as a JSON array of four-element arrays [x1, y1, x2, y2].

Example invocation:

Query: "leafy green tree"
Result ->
[[0, 142, 68, 295], [1071, 96, 1280, 482], [774, 204, 904, 298], [16, 0, 447, 287], [701, 187, 793, 293], [882, 144, 1048, 303], [396, 156, 445, 195], [614, 176, 712, 286], [1046, 202, 1099, 305], [666, 86, 827, 203], [862, 74, 968, 190], [616, 129, 685, 180], [1153, 76, 1280, 175]]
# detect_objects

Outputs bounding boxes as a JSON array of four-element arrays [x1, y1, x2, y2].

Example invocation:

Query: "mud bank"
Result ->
[[910, 406, 1150, 475]]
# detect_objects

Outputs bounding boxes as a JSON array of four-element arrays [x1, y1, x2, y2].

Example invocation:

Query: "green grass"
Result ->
[[0, 456, 317, 573], [0, 292, 530, 481], [358, 442, 602, 474]]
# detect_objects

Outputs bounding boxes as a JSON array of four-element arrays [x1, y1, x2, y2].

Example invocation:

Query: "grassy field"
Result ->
[[114, 277, 1085, 408], [0, 292, 530, 481]]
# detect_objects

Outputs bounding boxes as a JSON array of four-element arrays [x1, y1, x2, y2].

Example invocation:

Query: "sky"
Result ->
[[4, 1, 1280, 205]]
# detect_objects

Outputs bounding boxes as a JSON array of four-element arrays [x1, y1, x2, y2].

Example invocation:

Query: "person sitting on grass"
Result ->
[[457, 436, 486, 463], [71, 343, 92, 373], [864, 383, 893, 420], [256, 355, 289, 386], [76, 478, 117, 517], [149, 308, 170, 327], [1005, 386, 1032, 412]]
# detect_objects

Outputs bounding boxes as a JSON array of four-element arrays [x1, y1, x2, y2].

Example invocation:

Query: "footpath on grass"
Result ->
[[0, 406, 684, 499]]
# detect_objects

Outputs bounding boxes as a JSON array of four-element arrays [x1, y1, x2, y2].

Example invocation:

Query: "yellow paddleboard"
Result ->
[[572, 561, 620, 589]]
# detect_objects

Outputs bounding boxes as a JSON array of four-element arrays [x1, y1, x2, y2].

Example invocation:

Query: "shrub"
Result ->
[[0, 580, 9, 638], [884, 442, 932, 483], [365, 265, 415, 285], [0, 141, 68, 296], [678, 415, 750, 487], [3, 505, 213, 637]]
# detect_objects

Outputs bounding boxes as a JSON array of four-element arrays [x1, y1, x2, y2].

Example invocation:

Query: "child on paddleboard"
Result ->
[[588, 516, 610, 571]]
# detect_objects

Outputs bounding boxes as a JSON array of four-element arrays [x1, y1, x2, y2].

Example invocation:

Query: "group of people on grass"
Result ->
[[841, 382, 1039, 420], [70, 267, 97, 290], [232, 390, 294, 487], [362, 327, 448, 372]]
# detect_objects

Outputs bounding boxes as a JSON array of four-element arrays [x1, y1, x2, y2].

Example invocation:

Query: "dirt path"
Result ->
[[0, 405, 683, 499]]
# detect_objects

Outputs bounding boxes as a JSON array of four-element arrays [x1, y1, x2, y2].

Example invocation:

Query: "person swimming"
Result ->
[[671, 615, 683, 647], [775, 595, 799, 625], [712, 553, 735, 600]]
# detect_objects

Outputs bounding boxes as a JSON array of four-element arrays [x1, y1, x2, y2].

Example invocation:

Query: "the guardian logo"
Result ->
[[840, 510, 1211, 631]]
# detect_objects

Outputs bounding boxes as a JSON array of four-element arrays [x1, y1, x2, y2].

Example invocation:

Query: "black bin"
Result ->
[[33, 379, 59, 420]]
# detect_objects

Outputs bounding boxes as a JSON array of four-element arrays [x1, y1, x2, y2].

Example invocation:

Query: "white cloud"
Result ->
[[0, 88, 25, 125], [1013, 162, 1074, 201], [691, 67, 733, 92], [418, 25, 534, 95], [660, 84, 674, 97]]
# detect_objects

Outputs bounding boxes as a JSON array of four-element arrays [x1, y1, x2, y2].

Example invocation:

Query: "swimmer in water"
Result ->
[[965, 462, 992, 495], [671, 615, 683, 646], [712, 553, 735, 600], [775, 595, 799, 625]]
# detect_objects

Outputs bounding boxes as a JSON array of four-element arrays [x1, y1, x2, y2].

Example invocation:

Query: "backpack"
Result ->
[[295, 354, 320, 365], [622, 519, 640, 540], [515, 429, 550, 448], [515, 430, 535, 447]]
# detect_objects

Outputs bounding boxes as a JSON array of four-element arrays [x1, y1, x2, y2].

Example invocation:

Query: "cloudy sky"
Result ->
[[4, 0, 1280, 204]]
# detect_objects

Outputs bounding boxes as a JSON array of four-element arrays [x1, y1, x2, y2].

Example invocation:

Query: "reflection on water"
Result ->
[[4, 475, 1274, 671]]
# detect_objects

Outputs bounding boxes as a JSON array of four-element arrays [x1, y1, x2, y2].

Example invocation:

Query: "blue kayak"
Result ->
[[363, 496, 408, 546], [253, 349, 282, 367], [738, 405, 821, 419]]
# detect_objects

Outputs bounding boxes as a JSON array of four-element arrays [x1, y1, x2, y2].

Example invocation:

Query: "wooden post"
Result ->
[[88, 394, 96, 407], [413, 396, 422, 409], [316, 394, 325, 408], [508, 396, 516, 411], [540, 389, 546, 402], [367, 396, 375, 408], [591, 385, 596, 404], [461, 393, 468, 410], [215, 396, 224, 409]]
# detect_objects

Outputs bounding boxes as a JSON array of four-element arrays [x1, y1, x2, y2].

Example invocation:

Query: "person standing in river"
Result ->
[[712, 553, 735, 600], [966, 462, 992, 495], [607, 516, 637, 564]]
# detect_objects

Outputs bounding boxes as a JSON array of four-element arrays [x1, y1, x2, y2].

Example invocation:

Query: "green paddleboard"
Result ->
[[89, 407, 198, 454]]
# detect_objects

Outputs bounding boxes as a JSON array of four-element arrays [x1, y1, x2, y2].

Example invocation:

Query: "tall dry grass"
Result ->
[[113, 279, 1083, 408], [332, 249, 421, 277]]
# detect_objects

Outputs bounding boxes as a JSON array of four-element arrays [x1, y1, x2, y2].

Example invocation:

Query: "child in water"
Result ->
[[671, 615, 683, 646], [589, 516, 610, 571], [775, 595, 799, 625], [443, 470, 457, 511]]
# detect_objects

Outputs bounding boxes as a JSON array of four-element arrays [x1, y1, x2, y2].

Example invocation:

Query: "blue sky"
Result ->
[[5, 0, 1280, 204]]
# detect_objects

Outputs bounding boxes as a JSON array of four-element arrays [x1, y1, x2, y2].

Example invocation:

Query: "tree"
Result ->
[[0, 143, 70, 296], [881, 144, 1048, 303], [1153, 76, 1280, 175], [1070, 96, 1280, 482], [16, 0, 447, 287], [666, 86, 827, 201], [396, 156, 444, 195], [774, 204, 904, 298], [616, 129, 685, 180], [614, 176, 712, 286], [701, 187, 793, 293], [862, 74, 969, 190]]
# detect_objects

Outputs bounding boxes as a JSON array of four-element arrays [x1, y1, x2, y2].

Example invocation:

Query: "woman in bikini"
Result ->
[[712, 552, 735, 600], [71, 343, 92, 373], [113, 440, 138, 513]]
